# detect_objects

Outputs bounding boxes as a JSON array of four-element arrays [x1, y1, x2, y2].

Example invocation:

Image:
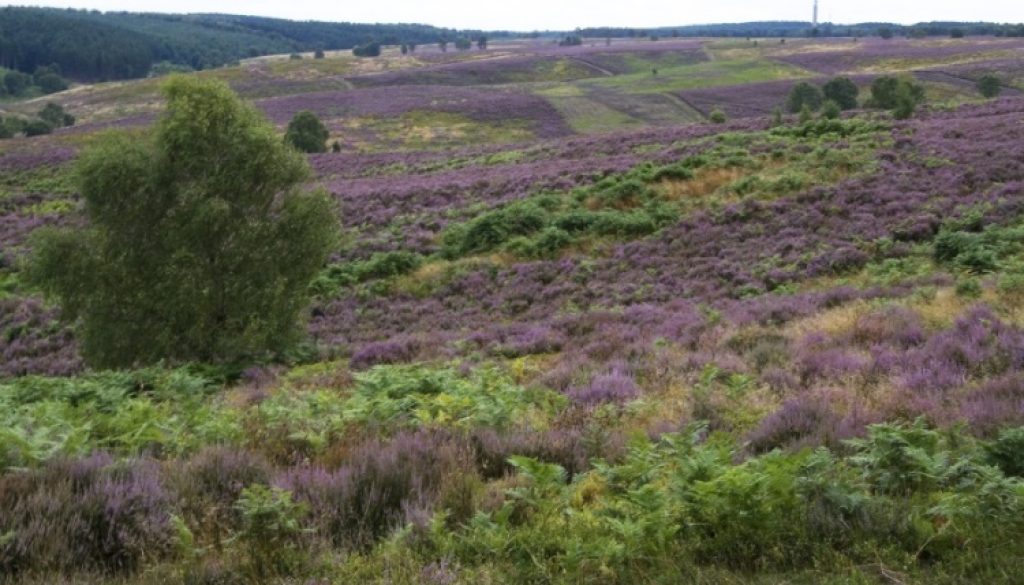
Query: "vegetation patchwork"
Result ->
[[2, 27, 1024, 585]]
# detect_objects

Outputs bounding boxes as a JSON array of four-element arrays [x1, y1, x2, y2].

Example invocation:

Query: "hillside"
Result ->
[[0, 7, 467, 80], [3, 35, 1024, 584]]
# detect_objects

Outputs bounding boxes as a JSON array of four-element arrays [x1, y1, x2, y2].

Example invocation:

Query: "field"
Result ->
[[3, 35, 1024, 584]]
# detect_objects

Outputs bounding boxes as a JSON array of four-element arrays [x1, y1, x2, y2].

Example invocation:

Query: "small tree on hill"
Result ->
[[978, 74, 1002, 98], [477, 36, 488, 50], [455, 37, 472, 51], [285, 110, 329, 153], [439, 40, 448, 52], [787, 81, 824, 113], [314, 49, 326, 59], [27, 77, 339, 368], [822, 77, 860, 110], [878, 27, 894, 40]]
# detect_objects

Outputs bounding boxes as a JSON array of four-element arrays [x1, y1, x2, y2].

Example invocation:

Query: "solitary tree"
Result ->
[[455, 37, 472, 50], [284, 110, 329, 153], [822, 77, 860, 110], [867, 76, 925, 118], [477, 36, 488, 50], [28, 77, 339, 368], [978, 74, 1002, 98], [787, 81, 824, 113], [314, 48, 326, 59]]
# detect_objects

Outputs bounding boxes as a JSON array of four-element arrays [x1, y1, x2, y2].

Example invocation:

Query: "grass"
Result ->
[[579, 58, 812, 94]]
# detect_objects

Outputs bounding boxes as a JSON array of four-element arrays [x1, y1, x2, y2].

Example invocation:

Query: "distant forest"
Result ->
[[582, 21, 1024, 40], [0, 8, 496, 81], [1, 7, 1022, 82]]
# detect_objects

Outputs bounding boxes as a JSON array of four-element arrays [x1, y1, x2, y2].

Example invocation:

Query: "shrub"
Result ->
[[22, 119, 52, 136], [277, 430, 474, 548], [34, 72, 68, 94], [787, 82, 824, 113], [868, 76, 924, 118], [821, 77, 859, 110], [314, 49, 325, 59], [977, 74, 1002, 98], [820, 100, 841, 120], [353, 42, 382, 57], [986, 426, 1024, 477], [233, 484, 308, 577], [26, 77, 340, 368], [0, 455, 173, 575], [709, 109, 727, 123], [37, 102, 74, 128], [284, 110, 329, 153]]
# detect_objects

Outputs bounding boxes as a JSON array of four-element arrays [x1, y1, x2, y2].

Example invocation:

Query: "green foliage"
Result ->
[[709, 108, 727, 123], [977, 73, 1002, 98], [821, 76, 859, 110], [352, 41, 382, 57], [868, 76, 925, 119], [233, 485, 308, 578], [284, 110, 329, 153], [932, 222, 1024, 274], [986, 427, 1024, 477], [787, 81, 823, 113], [22, 119, 52, 136], [455, 37, 473, 50], [0, 368, 239, 469], [820, 99, 841, 120], [37, 102, 74, 128], [342, 364, 565, 432], [26, 77, 340, 368], [3, 70, 32, 95]]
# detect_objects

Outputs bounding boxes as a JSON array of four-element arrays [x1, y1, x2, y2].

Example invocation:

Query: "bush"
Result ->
[[27, 77, 340, 368], [868, 76, 924, 119], [34, 72, 67, 94], [820, 100, 841, 120], [0, 455, 174, 575], [3, 70, 32, 96], [787, 82, 824, 113], [978, 74, 1002, 98], [37, 102, 74, 128], [233, 484, 308, 577], [821, 76, 859, 110], [22, 119, 52, 136], [352, 42, 382, 57], [709, 109, 727, 123], [284, 110, 329, 153], [314, 49, 325, 59]]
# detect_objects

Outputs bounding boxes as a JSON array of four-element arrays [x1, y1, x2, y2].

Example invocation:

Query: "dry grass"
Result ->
[[658, 167, 748, 200]]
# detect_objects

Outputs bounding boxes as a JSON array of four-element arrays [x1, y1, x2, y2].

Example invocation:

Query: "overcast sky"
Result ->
[[13, 1, 1024, 30]]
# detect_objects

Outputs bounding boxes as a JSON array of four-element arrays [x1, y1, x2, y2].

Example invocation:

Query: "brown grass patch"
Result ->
[[658, 166, 748, 200]]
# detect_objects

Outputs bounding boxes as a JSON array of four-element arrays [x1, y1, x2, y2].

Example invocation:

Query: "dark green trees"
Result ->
[[284, 111, 329, 153], [28, 77, 339, 368], [822, 77, 860, 110], [787, 82, 824, 113], [868, 76, 925, 119]]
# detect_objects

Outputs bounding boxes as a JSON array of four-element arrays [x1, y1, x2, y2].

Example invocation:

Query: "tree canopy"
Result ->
[[285, 111, 330, 153], [28, 76, 339, 368]]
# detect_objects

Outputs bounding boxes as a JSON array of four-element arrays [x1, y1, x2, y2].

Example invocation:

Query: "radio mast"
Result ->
[[813, 0, 819, 27]]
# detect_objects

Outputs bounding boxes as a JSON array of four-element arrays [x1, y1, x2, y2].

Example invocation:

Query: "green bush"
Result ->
[[822, 76, 859, 110], [787, 82, 824, 113], [978, 74, 1002, 98], [284, 110, 329, 153], [709, 109, 727, 123]]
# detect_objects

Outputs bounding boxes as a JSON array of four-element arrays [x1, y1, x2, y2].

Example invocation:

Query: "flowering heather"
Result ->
[[348, 55, 607, 87]]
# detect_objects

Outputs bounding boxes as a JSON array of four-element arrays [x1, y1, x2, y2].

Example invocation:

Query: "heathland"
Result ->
[[2, 32, 1024, 584]]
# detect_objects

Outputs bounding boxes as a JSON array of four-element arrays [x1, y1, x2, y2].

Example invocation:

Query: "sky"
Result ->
[[12, 0, 1024, 30]]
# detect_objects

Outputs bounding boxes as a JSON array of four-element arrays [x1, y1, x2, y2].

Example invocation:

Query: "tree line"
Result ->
[[0, 7, 505, 81]]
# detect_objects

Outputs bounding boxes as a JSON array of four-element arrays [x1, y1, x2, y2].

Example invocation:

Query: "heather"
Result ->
[[4, 37, 1024, 584]]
